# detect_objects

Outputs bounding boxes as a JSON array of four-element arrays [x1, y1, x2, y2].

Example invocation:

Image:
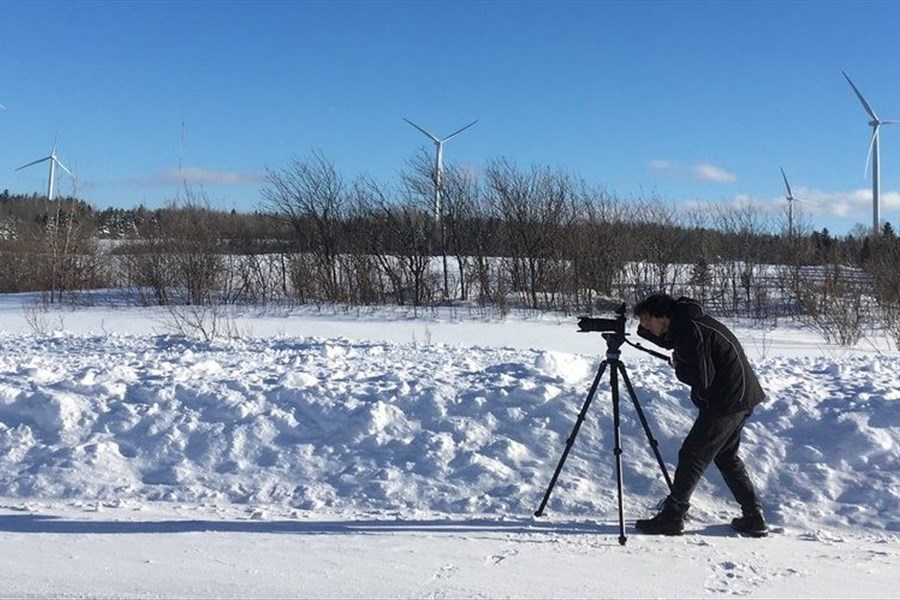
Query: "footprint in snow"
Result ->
[[706, 560, 802, 596], [485, 548, 519, 565], [416, 564, 459, 600], [705, 560, 764, 596], [432, 563, 459, 580]]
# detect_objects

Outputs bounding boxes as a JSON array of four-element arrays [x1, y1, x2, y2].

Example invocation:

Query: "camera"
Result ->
[[577, 302, 627, 336]]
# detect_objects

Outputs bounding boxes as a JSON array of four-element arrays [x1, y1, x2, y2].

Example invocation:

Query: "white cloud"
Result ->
[[648, 159, 674, 172], [675, 185, 900, 233], [879, 190, 900, 209], [705, 187, 896, 220], [693, 163, 737, 184], [782, 187, 873, 219]]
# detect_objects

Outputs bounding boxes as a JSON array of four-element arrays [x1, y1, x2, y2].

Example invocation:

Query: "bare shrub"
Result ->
[[23, 301, 52, 336], [794, 264, 868, 346], [122, 191, 227, 307], [162, 301, 246, 343], [863, 234, 900, 349]]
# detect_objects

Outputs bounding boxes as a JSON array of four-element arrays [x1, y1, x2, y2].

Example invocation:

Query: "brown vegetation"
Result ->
[[2, 152, 898, 347]]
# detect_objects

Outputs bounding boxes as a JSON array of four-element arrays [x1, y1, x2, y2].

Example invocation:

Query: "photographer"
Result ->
[[632, 293, 768, 537]]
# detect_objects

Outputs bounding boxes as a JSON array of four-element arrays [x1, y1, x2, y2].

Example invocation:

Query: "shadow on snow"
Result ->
[[0, 513, 739, 540]]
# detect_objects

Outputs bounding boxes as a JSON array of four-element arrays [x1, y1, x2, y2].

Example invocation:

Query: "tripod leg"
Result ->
[[610, 361, 628, 546], [534, 361, 608, 517], [618, 362, 673, 490]]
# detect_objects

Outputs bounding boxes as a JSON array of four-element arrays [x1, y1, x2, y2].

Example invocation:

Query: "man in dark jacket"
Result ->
[[632, 293, 768, 537]]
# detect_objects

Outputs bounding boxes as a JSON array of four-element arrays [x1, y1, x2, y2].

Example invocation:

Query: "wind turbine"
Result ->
[[403, 117, 478, 218], [842, 70, 900, 236], [780, 167, 810, 238], [16, 144, 75, 201]]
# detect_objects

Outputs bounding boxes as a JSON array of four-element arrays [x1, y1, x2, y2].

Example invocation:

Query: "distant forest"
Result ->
[[1, 149, 899, 347]]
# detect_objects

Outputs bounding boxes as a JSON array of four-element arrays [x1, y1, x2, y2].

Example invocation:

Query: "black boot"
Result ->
[[635, 497, 686, 536], [731, 510, 768, 537]]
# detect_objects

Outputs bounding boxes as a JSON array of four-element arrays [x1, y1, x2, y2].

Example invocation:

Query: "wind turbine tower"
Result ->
[[842, 70, 900, 236], [403, 118, 478, 219], [780, 167, 808, 238], [16, 145, 75, 201]]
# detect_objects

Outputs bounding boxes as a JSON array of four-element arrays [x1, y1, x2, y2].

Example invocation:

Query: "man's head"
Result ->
[[633, 293, 676, 337]]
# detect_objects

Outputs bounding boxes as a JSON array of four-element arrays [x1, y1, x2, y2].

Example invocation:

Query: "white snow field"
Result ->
[[0, 293, 897, 598]]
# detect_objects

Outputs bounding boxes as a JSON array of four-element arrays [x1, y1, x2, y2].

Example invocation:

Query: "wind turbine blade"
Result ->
[[443, 119, 479, 142], [842, 70, 879, 121], [880, 119, 900, 125], [55, 158, 75, 178], [780, 166, 793, 199], [865, 127, 878, 179], [403, 118, 440, 143], [15, 156, 51, 171]]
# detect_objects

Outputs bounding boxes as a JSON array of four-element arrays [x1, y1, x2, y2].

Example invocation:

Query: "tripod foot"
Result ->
[[618, 535, 627, 546]]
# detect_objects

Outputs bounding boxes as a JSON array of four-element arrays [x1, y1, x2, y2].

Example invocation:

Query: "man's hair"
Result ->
[[633, 293, 676, 318]]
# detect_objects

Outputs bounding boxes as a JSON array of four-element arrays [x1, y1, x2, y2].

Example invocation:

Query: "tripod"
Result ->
[[534, 332, 673, 546]]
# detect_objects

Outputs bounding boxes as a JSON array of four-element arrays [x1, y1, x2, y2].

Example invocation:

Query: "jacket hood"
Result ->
[[673, 296, 705, 320]]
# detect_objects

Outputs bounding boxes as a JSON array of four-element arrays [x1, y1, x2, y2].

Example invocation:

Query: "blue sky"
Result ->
[[3, 0, 900, 235]]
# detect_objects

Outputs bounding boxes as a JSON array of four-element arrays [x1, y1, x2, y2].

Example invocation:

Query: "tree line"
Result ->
[[1, 149, 899, 348]]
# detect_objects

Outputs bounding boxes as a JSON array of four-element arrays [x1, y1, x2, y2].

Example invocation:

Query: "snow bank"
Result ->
[[0, 331, 897, 534]]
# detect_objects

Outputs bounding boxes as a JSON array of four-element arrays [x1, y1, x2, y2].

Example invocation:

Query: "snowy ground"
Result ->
[[0, 293, 898, 598]]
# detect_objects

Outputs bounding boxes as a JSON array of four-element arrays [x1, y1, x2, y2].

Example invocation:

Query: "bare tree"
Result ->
[[709, 202, 774, 318], [569, 183, 629, 311], [625, 195, 686, 296], [774, 218, 815, 319], [863, 233, 900, 349], [444, 172, 505, 309], [339, 176, 388, 306], [0, 210, 56, 294], [354, 177, 436, 307], [261, 149, 349, 303], [124, 210, 173, 306], [440, 163, 487, 302], [400, 149, 446, 299], [33, 187, 106, 304], [121, 191, 227, 308], [166, 200, 226, 306], [485, 158, 575, 310]]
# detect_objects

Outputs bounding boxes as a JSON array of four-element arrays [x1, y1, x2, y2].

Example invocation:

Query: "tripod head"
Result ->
[[577, 303, 669, 361], [577, 302, 627, 336]]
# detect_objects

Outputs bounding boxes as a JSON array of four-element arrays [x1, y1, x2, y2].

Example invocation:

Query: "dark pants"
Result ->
[[669, 408, 761, 515]]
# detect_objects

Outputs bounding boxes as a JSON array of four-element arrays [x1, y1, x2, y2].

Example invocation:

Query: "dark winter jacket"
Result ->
[[637, 297, 765, 415]]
